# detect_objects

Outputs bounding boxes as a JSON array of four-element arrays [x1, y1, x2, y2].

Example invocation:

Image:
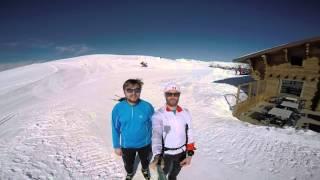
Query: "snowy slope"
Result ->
[[0, 54, 319, 180]]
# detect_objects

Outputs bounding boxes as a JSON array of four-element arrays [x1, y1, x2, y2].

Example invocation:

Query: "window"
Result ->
[[290, 56, 303, 66], [280, 80, 303, 97]]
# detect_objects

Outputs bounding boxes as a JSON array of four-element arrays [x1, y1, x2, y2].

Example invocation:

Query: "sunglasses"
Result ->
[[165, 92, 180, 97], [125, 88, 141, 93]]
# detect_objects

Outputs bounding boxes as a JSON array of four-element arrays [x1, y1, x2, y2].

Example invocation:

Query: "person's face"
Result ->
[[165, 90, 180, 107], [124, 84, 141, 104]]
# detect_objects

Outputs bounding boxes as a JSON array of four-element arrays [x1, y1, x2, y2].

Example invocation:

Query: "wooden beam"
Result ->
[[261, 54, 267, 63], [283, 49, 288, 62], [247, 58, 254, 74], [306, 43, 310, 58], [256, 80, 260, 96], [248, 59, 253, 68], [248, 83, 252, 99], [238, 82, 252, 86], [261, 54, 268, 73]]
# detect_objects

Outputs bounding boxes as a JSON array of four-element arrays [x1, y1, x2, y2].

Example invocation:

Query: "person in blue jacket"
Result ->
[[112, 79, 154, 180]]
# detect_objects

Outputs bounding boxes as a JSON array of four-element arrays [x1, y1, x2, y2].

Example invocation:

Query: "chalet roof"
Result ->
[[233, 36, 320, 63]]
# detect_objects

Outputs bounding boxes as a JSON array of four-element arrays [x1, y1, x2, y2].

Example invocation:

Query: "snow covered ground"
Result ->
[[0, 54, 319, 180]]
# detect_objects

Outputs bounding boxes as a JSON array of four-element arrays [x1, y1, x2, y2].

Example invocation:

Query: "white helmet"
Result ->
[[163, 82, 181, 93]]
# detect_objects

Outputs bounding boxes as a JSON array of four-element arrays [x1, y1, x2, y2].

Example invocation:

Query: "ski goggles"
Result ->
[[165, 92, 180, 97]]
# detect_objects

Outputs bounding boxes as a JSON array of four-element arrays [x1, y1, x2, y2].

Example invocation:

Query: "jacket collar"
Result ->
[[166, 105, 183, 112], [125, 99, 141, 106]]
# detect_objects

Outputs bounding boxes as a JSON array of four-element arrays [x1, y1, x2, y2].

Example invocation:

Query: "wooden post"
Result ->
[[278, 79, 282, 96], [236, 85, 240, 104], [262, 80, 266, 97], [261, 54, 267, 65], [283, 49, 288, 62], [261, 54, 268, 77], [248, 83, 252, 99], [256, 80, 260, 96], [248, 59, 254, 73]]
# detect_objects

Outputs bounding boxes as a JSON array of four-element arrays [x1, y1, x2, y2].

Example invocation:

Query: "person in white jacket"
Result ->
[[151, 83, 196, 180]]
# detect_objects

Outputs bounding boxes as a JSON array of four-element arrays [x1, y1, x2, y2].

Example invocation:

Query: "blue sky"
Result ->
[[0, 0, 319, 62]]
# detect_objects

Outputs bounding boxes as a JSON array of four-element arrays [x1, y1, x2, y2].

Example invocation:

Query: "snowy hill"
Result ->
[[0, 54, 319, 180]]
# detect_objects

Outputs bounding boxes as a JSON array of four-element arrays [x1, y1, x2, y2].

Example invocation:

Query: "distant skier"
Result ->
[[141, 61, 148, 67], [111, 79, 154, 180], [150, 83, 196, 180]]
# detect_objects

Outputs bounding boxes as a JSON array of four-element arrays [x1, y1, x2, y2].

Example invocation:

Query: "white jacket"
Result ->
[[152, 105, 195, 155]]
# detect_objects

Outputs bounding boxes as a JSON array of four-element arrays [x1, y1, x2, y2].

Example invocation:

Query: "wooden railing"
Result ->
[[233, 80, 267, 117]]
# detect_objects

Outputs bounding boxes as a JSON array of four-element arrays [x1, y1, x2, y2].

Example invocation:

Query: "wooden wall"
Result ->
[[234, 43, 320, 117]]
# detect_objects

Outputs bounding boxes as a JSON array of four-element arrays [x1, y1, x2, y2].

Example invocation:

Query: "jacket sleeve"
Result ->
[[111, 106, 121, 148], [151, 112, 163, 156], [185, 109, 196, 151]]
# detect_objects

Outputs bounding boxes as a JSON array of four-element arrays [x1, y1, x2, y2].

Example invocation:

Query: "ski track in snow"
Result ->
[[0, 55, 320, 180], [0, 104, 124, 179]]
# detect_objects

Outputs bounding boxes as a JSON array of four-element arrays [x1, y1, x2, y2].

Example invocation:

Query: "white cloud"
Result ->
[[29, 39, 55, 48], [0, 42, 20, 47], [55, 44, 94, 55], [0, 40, 94, 57], [0, 39, 54, 49]]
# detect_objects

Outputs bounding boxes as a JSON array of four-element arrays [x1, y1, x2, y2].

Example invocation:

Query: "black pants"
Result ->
[[121, 144, 152, 174], [162, 152, 186, 180]]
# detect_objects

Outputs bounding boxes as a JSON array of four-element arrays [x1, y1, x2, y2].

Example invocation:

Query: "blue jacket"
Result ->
[[112, 99, 154, 148]]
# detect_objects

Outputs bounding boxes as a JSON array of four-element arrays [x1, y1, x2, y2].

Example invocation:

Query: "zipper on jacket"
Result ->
[[131, 106, 134, 121]]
